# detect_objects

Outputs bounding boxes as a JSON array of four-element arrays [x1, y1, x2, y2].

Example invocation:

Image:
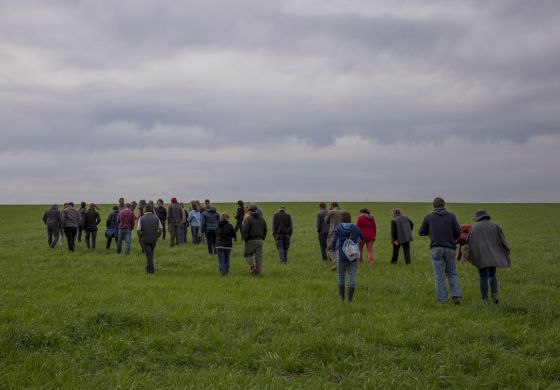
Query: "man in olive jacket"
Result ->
[[242, 205, 268, 275]]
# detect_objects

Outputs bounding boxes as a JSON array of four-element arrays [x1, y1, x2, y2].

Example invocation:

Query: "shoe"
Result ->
[[338, 285, 345, 301], [250, 266, 257, 275], [491, 293, 499, 304], [348, 287, 355, 302], [452, 296, 462, 305]]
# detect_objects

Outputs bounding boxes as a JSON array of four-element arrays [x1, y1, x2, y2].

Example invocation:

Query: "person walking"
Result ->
[[188, 201, 202, 244], [42, 204, 61, 248], [77, 201, 87, 242], [105, 205, 119, 249], [155, 199, 167, 240], [201, 205, 220, 254], [137, 204, 163, 274], [419, 197, 462, 305], [272, 206, 293, 264], [316, 202, 329, 261], [331, 212, 362, 302], [390, 208, 414, 265], [180, 202, 189, 244], [325, 202, 344, 271], [118, 197, 125, 211], [116, 203, 135, 255], [467, 209, 511, 304], [83, 203, 101, 250], [167, 197, 184, 247], [61, 202, 81, 252], [234, 200, 245, 240], [355, 208, 377, 266], [216, 213, 236, 276], [242, 205, 268, 275]]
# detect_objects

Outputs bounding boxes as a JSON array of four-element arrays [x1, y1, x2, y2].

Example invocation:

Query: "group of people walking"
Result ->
[[43, 197, 511, 304]]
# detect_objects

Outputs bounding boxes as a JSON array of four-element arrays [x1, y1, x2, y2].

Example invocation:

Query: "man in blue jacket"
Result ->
[[419, 197, 462, 305]]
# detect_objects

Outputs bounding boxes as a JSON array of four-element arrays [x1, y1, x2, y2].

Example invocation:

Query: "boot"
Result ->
[[491, 293, 499, 304], [348, 287, 355, 302], [338, 285, 345, 301]]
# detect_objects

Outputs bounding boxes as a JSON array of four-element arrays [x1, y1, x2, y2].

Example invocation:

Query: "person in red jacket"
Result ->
[[355, 208, 377, 266]]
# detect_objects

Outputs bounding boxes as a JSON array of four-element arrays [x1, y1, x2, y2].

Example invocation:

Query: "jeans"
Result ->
[[217, 248, 231, 275], [478, 267, 497, 300], [318, 232, 328, 260], [181, 223, 188, 244], [169, 224, 181, 247], [85, 230, 97, 250], [337, 259, 358, 288], [274, 234, 290, 263], [205, 230, 217, 254], [117, 229, 131, 255], [391, 242, 411, 264], [191, 226, 201, 244], [431, 246, 461, 303], [143, 241, 156, 273], [47, 225, 60, 248], [64, 226, 77, 251]]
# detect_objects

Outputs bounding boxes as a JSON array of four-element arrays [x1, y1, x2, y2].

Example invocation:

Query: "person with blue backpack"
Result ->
[[331, 211, 363, 302]]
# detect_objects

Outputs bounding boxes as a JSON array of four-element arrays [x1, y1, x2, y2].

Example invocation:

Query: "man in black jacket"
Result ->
[[242, 205, 267, 275], [83, 203, 101, 250], [137, 205, 163, 274], [419, 197, 462, 304], [272, 206, 293, 263]]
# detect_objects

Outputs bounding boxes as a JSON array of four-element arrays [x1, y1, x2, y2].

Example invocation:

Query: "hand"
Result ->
[[393, 240, 399, 246]]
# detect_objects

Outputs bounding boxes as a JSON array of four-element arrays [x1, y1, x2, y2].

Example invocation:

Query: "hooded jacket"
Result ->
[[216, 220, 236, 248], [272, 210, 293, 236], [467, 219, 511, 268], [356, 213, 377, 241], [61, 207, 81, 229], [242, 212, 268, 241], [83, 209, 101, 231], [418, 207, 461, 248], [331, 223, 362, 262], [43, 205, 61, 227], [201, 208, 220, 232]]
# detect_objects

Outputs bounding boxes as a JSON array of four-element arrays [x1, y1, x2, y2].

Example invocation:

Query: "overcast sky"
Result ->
[[1, 0, 559, 204]]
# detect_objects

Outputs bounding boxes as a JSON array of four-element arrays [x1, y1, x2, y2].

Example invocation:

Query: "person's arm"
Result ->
[[391, 220, 397, 243], [201, 213, 206, 233], [157, 219, 163, 237], [136, 217, 143, 238], [418, 216, 429, 236], [316, 213, 321, 233], [409, 218, 414, 231], [96, 213, 101, 226], [262, 219, 268, 240], [43, 211, 47, 225], [272, 214, 278, 236], [498, 225, 510, 254], [372, 218, 377, 241], [452, 215, 461, 240], [330, 228, 338, 251]]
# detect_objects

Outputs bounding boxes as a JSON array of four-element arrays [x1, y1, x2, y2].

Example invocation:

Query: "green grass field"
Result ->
[[1, 202, 559, 388]]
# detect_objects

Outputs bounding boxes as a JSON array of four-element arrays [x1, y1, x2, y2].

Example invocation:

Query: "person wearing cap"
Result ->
[[316, 202, 329, 261], [43, 204, 62, 248], [390, 208, 414, 265], [77, 201, 87, 243], [272, 206, 293, 264], [61, 202, 81, 252], [167, 197, 184, 247], [83, 203, 101, 250], [467, 209, 511, 304], [117, 203, 135, 255], [137, 204, 163, 274], [419, 197, 462, 305], [242, 204, 268, 275]]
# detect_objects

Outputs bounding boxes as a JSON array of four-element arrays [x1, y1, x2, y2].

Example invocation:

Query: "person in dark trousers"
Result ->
[[467, 209, 511, 304], [43, 204, 61, 248], [216, 213, 236, 276], [316, 202, 329, 261], [61, 202, 81, 252], [105, 205, 119, 249], [331, 212, 362, 302], [419, 197, 462, 305], [272, 206, 293, 263], [155, 199, 167, 240], [201, 205, 220, 254], [137, 205, 163, 274], [325, 202, 344, 271], [242, 204, 268, 275], [180, 202, 189, 244], [77, 201, 87, 242], [234, 200, 245, 241], [117, 203, 135, 255], [83, 203, 101, 250], [391, 208, 414, 264], [167, 197, 183, 247]]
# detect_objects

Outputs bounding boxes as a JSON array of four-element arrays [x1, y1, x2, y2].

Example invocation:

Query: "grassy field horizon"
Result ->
[[1, 202, 559, 388]]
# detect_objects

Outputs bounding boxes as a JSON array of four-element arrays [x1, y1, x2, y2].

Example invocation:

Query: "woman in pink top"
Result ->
[[356, 208, 377, 266]]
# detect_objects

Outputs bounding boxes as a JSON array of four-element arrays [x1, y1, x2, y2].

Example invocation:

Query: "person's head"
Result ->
[[118, 197, 125, 204], [80, 201, 86, 208], [125, 202, 131, 209], [341, 211, 352, 223], [279, 206, 286, 212], [139, 199, 147, 208], [248, 204, 258, 213], [330, 201, 339, 210], [237, 200, 244, 207], [69, 202, 74, 207], [148, 200, 154, 208], [319, 202, 326, 210], [473, 209, 491, 222], [130, 201, 137, 210], [433, 197, 445, 208], [51, 204, 58, 209], [171, 197, 177, 204], [205, 199, 210, 205], [145, 205, 154, 213], [359, 208, 369, 215], [113, 205, 119, 211], [392, 208, 401, 217], [157, 199, 163, 206], [190, 201, 198, 211], [221, 213, 229, 221], [89, 203, 96, 210]]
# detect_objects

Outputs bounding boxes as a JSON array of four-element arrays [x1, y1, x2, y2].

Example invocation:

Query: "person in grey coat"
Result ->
[[137, 204, 163, 274], [43, 204, 61, 248], [391, 208, 414, 264], [467, 209, 511, 304]]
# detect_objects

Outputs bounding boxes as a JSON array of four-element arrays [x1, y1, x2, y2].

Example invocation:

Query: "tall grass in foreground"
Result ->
[[0, 202, 559, 388]]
